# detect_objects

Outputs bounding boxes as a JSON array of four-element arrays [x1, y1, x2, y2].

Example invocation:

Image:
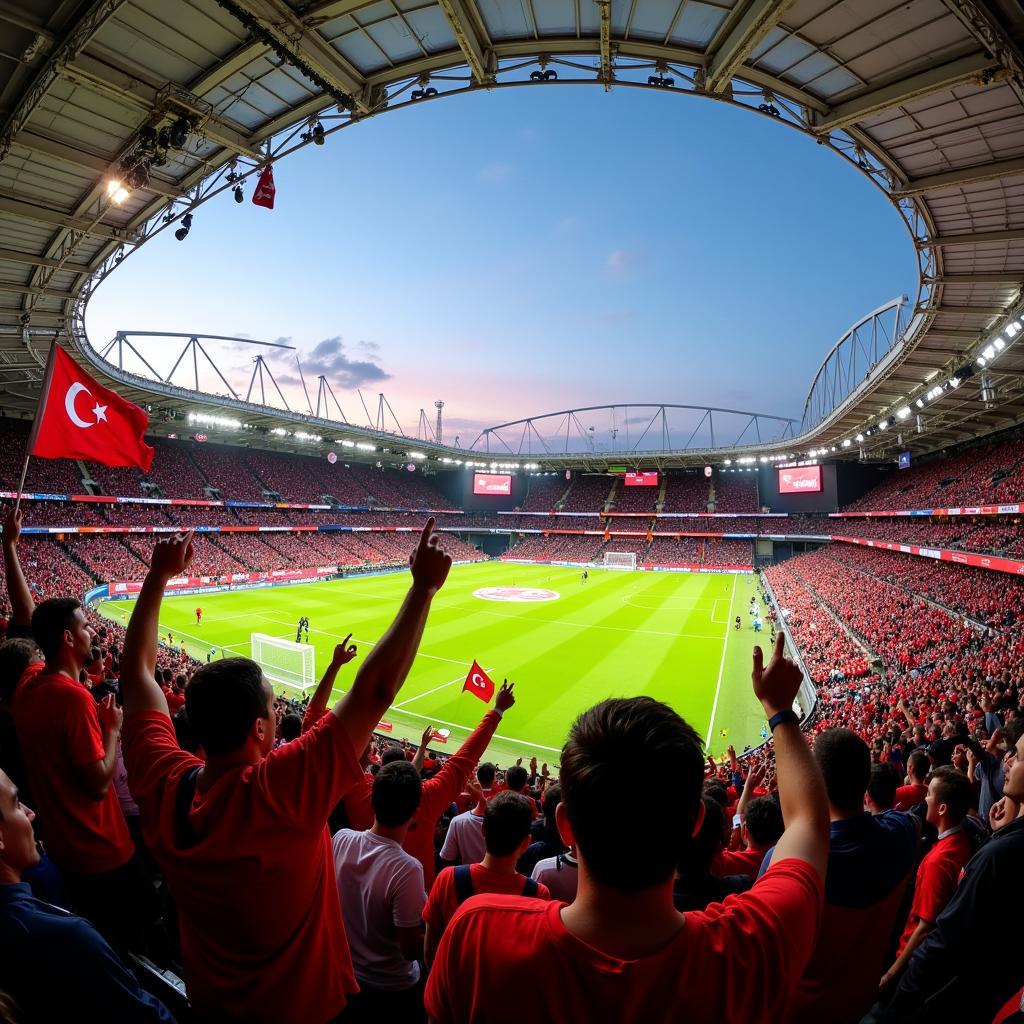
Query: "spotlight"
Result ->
[[126, 162, 150, 190], [410, 87, 439, 100], [842, 439, 851, 448], [233, 184, 244, 203], [312, 122, 325, 145], [168, 116, 191, 149], [896, 406, 910, 420], [106, 179, 130, 204], [758, 102, 780, 116], [174, 212, 193, 241], [915, 398, 925, 409], [878, 419, 890, 431], [138, 125, 158, 147]]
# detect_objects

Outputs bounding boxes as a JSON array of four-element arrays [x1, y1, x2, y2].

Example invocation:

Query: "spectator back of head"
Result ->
[[505, 765, 528, 793], [476, 761, 496, 788], [814, 728, 871, 815], [279, 714, 302, 743], [372, 760, 423, 827], [184, 657, 272, 757], [867, 763, 900, 811], [906, 749, 930, 783], [483, 791, 534, 856], [561, 696, 705, 893], [380, 744, 408, 766], [744, 797, 784, 847], [0, 638, 40, 703]]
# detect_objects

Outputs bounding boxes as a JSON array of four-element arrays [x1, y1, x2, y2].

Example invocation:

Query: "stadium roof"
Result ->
[[2, 0, 1024, 468]]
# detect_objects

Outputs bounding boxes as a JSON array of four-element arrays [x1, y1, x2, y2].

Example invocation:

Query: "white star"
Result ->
[[92, 403, 108, 423]]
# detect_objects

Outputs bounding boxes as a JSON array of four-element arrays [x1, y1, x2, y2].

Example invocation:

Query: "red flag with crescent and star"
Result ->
[[29, 345, 154, 472], [462, 660, 495, 704]]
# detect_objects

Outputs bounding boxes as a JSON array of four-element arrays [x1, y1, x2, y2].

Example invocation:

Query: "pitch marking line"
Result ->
[[711, 598, 731, 624], [705, 574, 737, 746], [253, 616, 470, 667], [394, 666, 494, 709]]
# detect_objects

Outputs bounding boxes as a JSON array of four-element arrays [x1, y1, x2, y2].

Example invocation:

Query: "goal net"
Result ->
[[251, 633, 316, 691], [603, 551, 637, 570]]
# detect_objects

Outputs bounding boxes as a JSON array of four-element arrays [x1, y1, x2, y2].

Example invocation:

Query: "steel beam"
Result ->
[[922, 228, 1024, 247], [814, 53, 995, 133], [0, 246, 87, 271], [0, 195, 125, 241], [893, 155, 1024, 197], [926, 303, 1009, 317], [705, 0, 796, 95], [437, 0, 492, 84], [597, 0, 612, 90], [14, 130, 178, 198], [927, 273, 1024, 284], [944, 0, 1024, 108]]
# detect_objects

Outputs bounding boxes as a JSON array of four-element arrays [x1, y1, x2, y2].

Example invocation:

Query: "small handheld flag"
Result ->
[[462, 660, 495, 704]]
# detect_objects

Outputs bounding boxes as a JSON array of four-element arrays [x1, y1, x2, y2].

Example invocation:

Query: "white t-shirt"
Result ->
[[531, 852, 579, 903], [332, 829, 426, 990], [440, 810, 486, 865]]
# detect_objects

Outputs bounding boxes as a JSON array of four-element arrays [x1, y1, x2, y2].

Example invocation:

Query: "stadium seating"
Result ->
[[712, 473, 759, 512], [660, 473, 711, 512], [559, 474, 613, 511], [518, 475, 568, 511]]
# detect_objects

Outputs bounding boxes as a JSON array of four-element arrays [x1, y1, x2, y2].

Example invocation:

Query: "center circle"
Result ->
[[473, 586, 561, 603]]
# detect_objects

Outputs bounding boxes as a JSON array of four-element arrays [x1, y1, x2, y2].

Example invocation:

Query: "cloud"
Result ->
[[277, 336, 390, 389], [605, 248, 641, 278], [478, 161, 515, 184]]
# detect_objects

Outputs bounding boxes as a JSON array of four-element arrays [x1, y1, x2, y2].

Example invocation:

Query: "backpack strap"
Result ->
[[521, 876, 539, 898], [174, 766, 202, 849], [453, 864, 475, 905]]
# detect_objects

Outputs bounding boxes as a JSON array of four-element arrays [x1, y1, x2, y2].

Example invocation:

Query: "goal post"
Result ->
[[251, 633, 316, 691], [603, 551, 637, 570]]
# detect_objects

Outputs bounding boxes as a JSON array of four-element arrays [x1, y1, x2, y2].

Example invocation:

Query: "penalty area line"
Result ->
[[393, 666, 494, 709]]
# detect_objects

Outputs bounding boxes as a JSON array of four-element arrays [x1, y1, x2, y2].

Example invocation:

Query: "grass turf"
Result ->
[[98, 563, 770, 766]]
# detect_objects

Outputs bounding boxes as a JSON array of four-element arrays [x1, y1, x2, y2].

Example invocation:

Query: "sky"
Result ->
[[86, 85, 918, 450]]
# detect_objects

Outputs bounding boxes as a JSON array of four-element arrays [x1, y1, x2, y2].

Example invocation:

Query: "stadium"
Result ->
[[0, 1, 1022, 1023]]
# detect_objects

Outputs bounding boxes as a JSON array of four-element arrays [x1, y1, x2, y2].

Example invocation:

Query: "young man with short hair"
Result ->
[[880, 766, 973, 990], [0, 769, 173, 1022], [783, 728, 918, 1024], [426, 634, 830, 1023], [332, 760, 428, 1021], [879, 730, 1024, 1022], [13, 596, 158, 952], [119, 521, 452, 1024], [894, 750, 930, 810], [425, 790, 550, 966]]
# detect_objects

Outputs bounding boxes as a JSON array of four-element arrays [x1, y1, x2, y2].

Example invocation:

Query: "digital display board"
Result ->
[[473, 473, 512, 496], [624, 471, 659, 487], [778, 465, 823, 494]]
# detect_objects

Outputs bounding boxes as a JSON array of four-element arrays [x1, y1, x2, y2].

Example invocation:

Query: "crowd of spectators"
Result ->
[[517, 476, 568, 511], [611, 482, 659, 513], [843, 436, 1024, 511], [558, 475, 613, 512], [660, 473, 712, 512], [712, 473, 759, 512]]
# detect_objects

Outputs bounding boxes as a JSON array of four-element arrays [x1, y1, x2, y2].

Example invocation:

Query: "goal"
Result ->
[[603, 551, 637, 571], [251, 633, 316, 691]]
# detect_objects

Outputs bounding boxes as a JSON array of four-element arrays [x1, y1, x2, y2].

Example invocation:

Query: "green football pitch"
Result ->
[[98, 563, 769, 766]]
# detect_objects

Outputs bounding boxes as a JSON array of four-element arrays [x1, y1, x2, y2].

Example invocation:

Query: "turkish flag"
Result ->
[[252, 164, 276, 209], [462, 660, 495, 704], [29, 345, 154, 472]]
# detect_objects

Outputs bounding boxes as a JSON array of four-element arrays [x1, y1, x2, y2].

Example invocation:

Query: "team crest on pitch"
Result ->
[[473, 586, 560, 603]]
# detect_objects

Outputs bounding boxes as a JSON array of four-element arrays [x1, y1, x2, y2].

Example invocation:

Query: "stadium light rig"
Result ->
[[106, 179, 130, 204]]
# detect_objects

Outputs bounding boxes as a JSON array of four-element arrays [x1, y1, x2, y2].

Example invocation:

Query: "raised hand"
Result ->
[[151, 531, 194, 580], [420, 723, 435, 747], [331, 634, 358, 668], [409, 517, 452, 595], [494, 680, 516, 713], [752, 633, 803, 718], [2, 507, 21, 549], [96, 693, 123, 734]]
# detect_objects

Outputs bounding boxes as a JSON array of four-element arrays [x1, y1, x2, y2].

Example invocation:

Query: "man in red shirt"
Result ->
[[120, 521, 452, 1023], [424, 790, 550, 965], [194, 607, 202, 625], [425, 634, 830, 1024], [894, 749, 930, 810], [14, 597, 157, 953], [331, 681, 518, 887], [880, 766, 974, 989]]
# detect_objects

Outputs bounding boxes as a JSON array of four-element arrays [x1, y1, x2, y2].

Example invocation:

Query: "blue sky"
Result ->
[[87, 85, 917, 446]]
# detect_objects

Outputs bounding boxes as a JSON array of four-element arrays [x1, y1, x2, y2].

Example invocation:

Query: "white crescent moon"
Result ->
[[65, 382, 94, 428]]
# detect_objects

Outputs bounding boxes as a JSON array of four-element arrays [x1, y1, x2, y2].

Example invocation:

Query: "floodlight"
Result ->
[[106, 180, 130, 204], [878, 419, 889, 430], [896, 406, 910, 419], [174, 212, 193, 241], [233, 185, 244, 203], [842, 439, 851, 448], [312, 122, 325, 145]]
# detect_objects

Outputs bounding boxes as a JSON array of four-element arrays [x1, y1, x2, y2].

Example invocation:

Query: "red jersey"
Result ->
[[425, 859, 822, 1024], [894, 783, 928, 811], [897, 829, 972, 954], [425, 863, 550, 935], [341, 709, 505, 886], [12, 669, 134, 874], [122, 708, 363, 1023], [195, 608, 202, 619]]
